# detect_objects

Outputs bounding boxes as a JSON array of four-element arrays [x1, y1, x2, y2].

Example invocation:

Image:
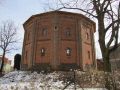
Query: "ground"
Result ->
[[0, 71, 108, 90]]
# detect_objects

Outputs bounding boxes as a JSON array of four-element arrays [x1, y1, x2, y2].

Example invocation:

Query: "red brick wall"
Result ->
[[60, 41, 77, 64], [81, 23, 94, 69], [35, 41, 52, 64], [22, 11, 96, 70]]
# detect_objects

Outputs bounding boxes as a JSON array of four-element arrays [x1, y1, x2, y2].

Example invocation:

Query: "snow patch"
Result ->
[[0, 71, 107, 90]]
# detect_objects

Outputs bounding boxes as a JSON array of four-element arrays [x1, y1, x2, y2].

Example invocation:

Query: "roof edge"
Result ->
[[23, 11, 96, 30]]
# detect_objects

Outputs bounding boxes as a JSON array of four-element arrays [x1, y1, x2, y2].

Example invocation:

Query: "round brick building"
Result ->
[[21, 11, 96, 71]]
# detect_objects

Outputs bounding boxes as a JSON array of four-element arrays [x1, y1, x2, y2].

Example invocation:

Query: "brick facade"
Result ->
[[21, 11, 96, 71]]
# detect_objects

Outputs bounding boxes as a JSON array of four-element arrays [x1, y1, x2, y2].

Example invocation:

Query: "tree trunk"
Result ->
[[0, 51, 5, 74], [99, 36, 111, 72], [98, 15, 111, 72], [103, 53, 111, 72], [100, 45, 111, 72], [102, 52, 112, 90]]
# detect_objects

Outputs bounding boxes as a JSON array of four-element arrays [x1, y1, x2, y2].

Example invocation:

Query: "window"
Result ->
[[54, 26, 57, 29], [25, 51, 28, 64], [65, 28, 71, 37], [66, 31, 71, 36], [25, 51, 27, 60], [41, 48, 45, 56], [66, 48, 72, 56], [27, 32, 30, 40], [42, 28, 47, 36], [86, 32, 89, 39], [88, 51, 90, 59]]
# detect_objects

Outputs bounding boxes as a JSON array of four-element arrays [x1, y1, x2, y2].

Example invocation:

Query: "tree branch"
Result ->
[[55, 6, 97, 18]]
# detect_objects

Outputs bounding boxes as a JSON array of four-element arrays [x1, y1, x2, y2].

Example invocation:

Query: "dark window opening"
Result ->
[[41, 48, 45, 56], [86, 33, 89, 39], [55, 26, 57, 29], [88, 51, 90, 59], [66, 48, 72, 56], [25, 51, 28, 64]]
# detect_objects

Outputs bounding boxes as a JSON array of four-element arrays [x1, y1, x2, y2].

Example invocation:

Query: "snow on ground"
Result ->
[[0, 71, 107, 90]]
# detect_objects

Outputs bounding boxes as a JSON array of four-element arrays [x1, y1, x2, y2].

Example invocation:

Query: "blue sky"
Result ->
[[0, 0, 52, 65], [0, 0, 102, 65]]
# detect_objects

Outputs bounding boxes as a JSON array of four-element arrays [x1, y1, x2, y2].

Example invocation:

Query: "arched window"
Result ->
[[66, 48, 72, 56], [41, 48, 45, 56], [66, 31, 71, 36], [86, 32, 89, 39], [42, 28, 47, 36], [88, 51, 90, 59], [27, 32, 30, 40], [65, 28, 71, 37], [25, 51, 27, 59], [25, 51, 28, 64]]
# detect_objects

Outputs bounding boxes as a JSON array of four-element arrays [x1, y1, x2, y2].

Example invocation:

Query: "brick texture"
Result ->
[[21, 11, 96, 71]]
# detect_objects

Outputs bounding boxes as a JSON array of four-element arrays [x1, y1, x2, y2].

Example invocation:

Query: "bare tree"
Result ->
[[0, 21, 18, 74], [51, 0, 120, 72]]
